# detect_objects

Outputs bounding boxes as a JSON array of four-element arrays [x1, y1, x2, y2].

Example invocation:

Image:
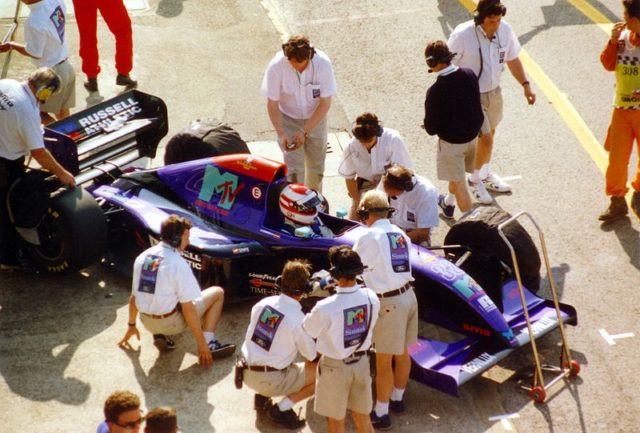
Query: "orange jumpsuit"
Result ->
[[72, 0, 133, 79], [601, 31, 640, 197]]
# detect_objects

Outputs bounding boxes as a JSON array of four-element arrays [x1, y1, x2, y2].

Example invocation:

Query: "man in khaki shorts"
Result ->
[[424, 40, 484, 217], [353, 190, 417, 430], [303, 246, 380, 433], [118, 215, 235, 366], [240, 259, 317, 430]]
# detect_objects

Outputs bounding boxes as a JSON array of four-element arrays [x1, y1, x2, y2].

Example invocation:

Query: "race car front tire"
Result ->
[[25, 187, 107, 274]]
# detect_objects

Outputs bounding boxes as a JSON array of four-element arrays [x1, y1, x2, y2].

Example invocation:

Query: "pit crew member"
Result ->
[[353, 190, 417, 430], [118, 214, 236, 366], [303, 245, 380, 433], [239, 259, 317, 429]]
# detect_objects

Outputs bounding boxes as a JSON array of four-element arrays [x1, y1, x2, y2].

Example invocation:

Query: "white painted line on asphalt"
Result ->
[[488, 413, 519, 431], [260, 0, 289, 41], [305, 8, 427, 25], [599, 329, 635, 345], [499, 175, 522, 182]]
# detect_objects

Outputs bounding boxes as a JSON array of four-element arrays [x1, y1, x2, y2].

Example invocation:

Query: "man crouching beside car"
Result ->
[[118, 214, 235, 366]]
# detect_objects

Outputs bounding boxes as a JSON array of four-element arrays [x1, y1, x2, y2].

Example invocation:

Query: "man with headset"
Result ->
[[380, 164, 440, 247], [118, 214, 236, 366], [0, 67, 75, 270], [447, 0, 535, 203], [239, 259, 317, 429], [424, 40, 484, 217], [261, 34, 337, 192], [303, 245, 380, 433], [1, 0, 76, 123], [353, 190, 416, 430], [339, 112, 414, 220]]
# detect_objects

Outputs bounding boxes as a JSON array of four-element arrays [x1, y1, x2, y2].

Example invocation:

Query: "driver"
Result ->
[[0, 67, 76, 271], [279, 183, 333, 238]]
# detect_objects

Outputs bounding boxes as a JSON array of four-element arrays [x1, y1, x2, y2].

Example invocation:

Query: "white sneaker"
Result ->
[[482, 172, 511, 193], [471, 181, 493, 204]]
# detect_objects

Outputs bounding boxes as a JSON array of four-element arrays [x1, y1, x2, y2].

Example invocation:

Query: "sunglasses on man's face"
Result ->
[[114, 413, 144, 430]]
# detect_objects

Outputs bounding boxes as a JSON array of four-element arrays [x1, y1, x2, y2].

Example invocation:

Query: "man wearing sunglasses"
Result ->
[[96, 390, 144, 433]]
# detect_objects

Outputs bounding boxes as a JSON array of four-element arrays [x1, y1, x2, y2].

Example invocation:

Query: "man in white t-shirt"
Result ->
[[261, 35, 337, 192], [0, 68, 75, 269], [381, 164, 440, 247], [448, 0, 535, 203], [0, 0, 76, 123], [118, 215, 236, 366], [339, 112, 414, 220]]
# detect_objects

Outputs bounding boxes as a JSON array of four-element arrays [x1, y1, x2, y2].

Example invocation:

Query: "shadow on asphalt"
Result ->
[[157, 0, 185, 18], [0, 266, 126, 404], [600, 216, 640, 271]]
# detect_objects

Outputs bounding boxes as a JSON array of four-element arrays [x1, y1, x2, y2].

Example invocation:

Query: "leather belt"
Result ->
[[377, 282, 412, 299], [55, 58, 68, 66], [247, 365, 283, 372], [343, 349, 370, 365], [141, 307, 178, 319]]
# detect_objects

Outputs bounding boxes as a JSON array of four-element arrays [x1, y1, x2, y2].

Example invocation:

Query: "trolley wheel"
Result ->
[[530, 386, 546, 403], [565, 360, 581, 377]]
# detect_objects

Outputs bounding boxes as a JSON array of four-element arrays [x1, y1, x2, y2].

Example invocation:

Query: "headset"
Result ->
[[351, 121, 383, 139], [275, 275, 314, 294], [425, 51, 456, 71], [282, 39, 316, 60], [168, 224, 185, 248], [356, 206, 396, 222], [473, 0, 507, 26], [384, 170, 415, 192], [328, 263, 365, 280], [34, 75, 60, 103]]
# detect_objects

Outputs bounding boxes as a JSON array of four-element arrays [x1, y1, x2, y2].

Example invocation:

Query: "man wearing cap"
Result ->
[[303, 245, 380, 433], [447, 0, 535, 203], [240, 259, 317, 430], [424, 40, 484, 217], [0, 67, 75, 270], [353, 190, 416, 430], [118, 214, 236, 366], [1, 0, 76, 123], [261, 34, 337, 192], [381, 164, 440, 247]]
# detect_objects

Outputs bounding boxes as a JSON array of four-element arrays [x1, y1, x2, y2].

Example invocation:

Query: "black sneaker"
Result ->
[[84, 78, 98, 92], [631, 191, 640, 218], [389, 399, 405, 413], [254, 393, 273, 411], [269, 404, 305, 429], [598, 196, 628, 222], [116, 74, 138, 90], [370, 411, 392, 430], [153, 334, 176, 351], [208, 340, 236, 359], [438, 194, 455, 219]]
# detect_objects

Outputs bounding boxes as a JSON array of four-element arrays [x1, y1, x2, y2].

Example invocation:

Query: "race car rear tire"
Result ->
[[443, 205, 541, 306], [25, 187, 107, 274]]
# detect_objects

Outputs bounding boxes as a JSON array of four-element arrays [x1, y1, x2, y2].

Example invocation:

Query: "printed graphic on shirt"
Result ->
[[49, 6, 66, 44], [251, 306, 285, 351], [343, 304, 368, 348], [138, 255, 162, 294], [387, 232, 410, 273], [0, 91, 15, 111]]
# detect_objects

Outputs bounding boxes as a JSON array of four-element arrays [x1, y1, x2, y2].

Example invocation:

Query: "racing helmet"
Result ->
[[279, 183, 321, 225]]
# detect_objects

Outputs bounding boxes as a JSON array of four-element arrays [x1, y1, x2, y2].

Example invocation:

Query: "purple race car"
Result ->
[[9, 91, 578, 399]]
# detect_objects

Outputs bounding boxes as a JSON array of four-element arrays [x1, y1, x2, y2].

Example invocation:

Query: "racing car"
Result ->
[[8, 91, 578, 399]]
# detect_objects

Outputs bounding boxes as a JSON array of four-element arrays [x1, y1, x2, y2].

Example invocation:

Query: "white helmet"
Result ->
[[279, 183, 320, 225]]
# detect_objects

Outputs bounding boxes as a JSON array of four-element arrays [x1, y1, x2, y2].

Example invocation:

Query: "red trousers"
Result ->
[[604, 108, 640, 197], [72, 0, 133, 78]]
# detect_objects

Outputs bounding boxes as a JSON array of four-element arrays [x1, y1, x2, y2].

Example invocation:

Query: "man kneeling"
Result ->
[[240, 259, 318, 429]]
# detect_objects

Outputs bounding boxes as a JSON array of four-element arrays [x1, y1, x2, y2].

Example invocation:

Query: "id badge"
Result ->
[[309, 84, 321, 99], [498, 48, 506, 64]]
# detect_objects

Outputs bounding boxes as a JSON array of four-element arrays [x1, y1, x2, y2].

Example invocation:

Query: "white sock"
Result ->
[[278, 397, 294, 411], [480, 163, 491, 180], [444, 193, 456, 206], [391, 387, 405, 401], [375, 401, 389, 417], [471, 169, 481, 184], [204, 332, 215, 344]]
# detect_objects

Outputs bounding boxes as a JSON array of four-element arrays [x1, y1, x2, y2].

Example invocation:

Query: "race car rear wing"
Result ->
[[45, 90, 168, 185]]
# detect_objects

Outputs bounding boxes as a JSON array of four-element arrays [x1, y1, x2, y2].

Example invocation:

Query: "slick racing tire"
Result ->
[[26, 187, 107, 274], [444, 206, 541, 306]]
